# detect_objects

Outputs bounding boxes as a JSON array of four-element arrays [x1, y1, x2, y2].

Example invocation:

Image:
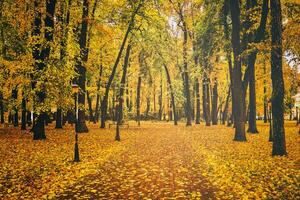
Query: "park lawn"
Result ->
[[0, 121, 299, 199]]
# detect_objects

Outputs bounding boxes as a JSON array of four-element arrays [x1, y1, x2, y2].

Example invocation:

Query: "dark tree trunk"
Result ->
[[115, 43, 131, 140], [27, 111, 32, 126], [222, 88, 231, 125], [0, 93, 4, 124], [117, 43, 131, 124], [222, 0, 235, 127], [163, 63, 178, 125], [136, 76, 142, 126], [263, 59, 268, 123], [247, 55, 259, 133], [203, 75, 211, 126], [145, 97, 150, 119], [230, 0, 246, 141], [12, 89, 18, 127], [101, 2, 143, 128], [32, 0, 56, 140], [94, 63, 103, 123], [211, 78, 218, 125], [202, 79, 207, 123], [21, 95, 26, 130], [55, 108, 63, 129], [195, 78, 201, 124], [56, 0, 71, 129], [158, 76, 163, 120], [247, 0, 268, 133], [86, 91, 94, 122], [270, 0, 286, 156], [75, 0, 89, 133], [182, 23, 192, 126]]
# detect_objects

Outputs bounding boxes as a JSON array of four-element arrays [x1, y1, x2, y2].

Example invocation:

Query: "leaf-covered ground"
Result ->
[[0, 121, 299, 199]]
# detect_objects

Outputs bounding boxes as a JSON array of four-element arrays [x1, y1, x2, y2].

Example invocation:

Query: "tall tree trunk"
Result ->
[[56, 0, 71, 129], [136, 77, 142, 126], [211, 78, 218, 125], [222, 0, 235, 127], [263, 58, 268, 123], [27, 110, 32, 126], [12, 89, 18, 127], [247, 55, 259, 133], [230, 0, 246, 141], [94, 63, 103, 123], [195, 78, 201, 124], [222, 88, 231, 125], [163, 63, 178, 125], [100, 2, 143, 128], [75, 0, 89, 133], [182, 23, 192, 126], [0, 93, 3, 124], [158, 76, 163, 120], [115, 43, 131, 140], [203, 75, 211, 126], [247, 0, 268, 133], [55, 108, 62, 129], [32, 0, 56, 140], [270, 0, 286, 156], [21, 95, 26, 130], [86, 91, 94, 122], [202, 79, 207, 123]]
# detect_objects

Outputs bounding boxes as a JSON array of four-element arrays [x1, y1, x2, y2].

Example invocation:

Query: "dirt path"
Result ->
[[57, 125, 216, 199]]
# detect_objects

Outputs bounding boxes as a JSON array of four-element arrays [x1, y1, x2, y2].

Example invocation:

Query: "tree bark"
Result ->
[[32, 0, 56, 140], [0, 93, 3, 124], [21, 95, 26, 130], [211, 78, 218, 125], [163, 63, 178, 125], [136, 77, 142, 126], [12, 89, 18, 127], [195, 78, 201, 124], [75, 0, 89, 133], [263, 59, 268, 123], [270, 0, 286, 156], [230, 0, 246, 141], [222, 88, 231, 125], [55, 108, 63, 129]]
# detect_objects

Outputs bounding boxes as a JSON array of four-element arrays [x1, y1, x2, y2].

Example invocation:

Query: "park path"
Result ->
[[57, 124, 216, 199]]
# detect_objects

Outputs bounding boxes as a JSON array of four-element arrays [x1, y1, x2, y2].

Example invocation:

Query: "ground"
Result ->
[[0, 121, 299, 199]]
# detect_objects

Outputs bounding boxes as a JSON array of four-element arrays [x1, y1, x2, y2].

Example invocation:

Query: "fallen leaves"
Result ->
[[0, 121, 299, 199]]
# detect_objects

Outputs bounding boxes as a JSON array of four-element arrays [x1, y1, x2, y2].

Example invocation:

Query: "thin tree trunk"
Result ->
[[0, 93, 4, 124], [158, 76, 163, 120], [12, 89, 18, 127], [163, 63, 178, 125], [195, 78, 201, 124], [86, 91, 94, 122], [270, 0, 286, 156], [263, 58, 268, 123], [222, 88, 231, 124], [211, 78, 218, 125], [136, 77, 142, 126], [21, 95, 26, 130], [101, 2, 143, 128]]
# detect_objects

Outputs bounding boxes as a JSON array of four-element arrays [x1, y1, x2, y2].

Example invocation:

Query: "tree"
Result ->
[[100, 0, 144, 128], [270, 0, 287, 156], [32, 0, 57, 140], [229, 0, 246, 141], [75, 0, 89, 133]]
